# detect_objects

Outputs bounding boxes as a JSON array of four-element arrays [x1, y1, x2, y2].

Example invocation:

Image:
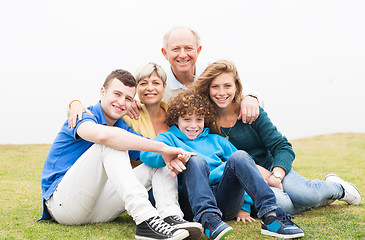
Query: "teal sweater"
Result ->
[[221, 107, 295, 174], [141, 125, 253, 212]]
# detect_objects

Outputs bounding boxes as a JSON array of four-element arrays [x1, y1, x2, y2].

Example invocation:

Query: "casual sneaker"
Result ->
[[261, 208, 304, 239], [163, 215, 203, 240], [201, 213, 233, 240], [325, 174, 361, 205], [135, 216, 189, 240]]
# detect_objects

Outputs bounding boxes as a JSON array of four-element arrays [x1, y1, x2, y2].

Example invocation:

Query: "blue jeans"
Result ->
[[271, 168, 343, 215], [179, 151, 278, 222]]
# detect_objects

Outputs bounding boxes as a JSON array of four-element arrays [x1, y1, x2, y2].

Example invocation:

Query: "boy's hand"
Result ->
[[68, 101, 94, 129], [127, 99, 142, 119], [168, 158, 186, 177], [236, 209, 256, 223], [177, 152, 192, 164]]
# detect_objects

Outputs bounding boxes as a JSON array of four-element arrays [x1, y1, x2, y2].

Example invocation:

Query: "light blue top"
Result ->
[[141, 125, 237, 185], [140, 125, 253, 212], [39, 101, 141, 220]]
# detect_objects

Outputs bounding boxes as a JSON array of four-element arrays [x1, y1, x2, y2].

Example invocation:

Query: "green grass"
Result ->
[[0, 133, 364, 239]]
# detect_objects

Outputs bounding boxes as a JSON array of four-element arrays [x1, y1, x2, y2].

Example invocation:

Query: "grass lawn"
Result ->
[[0, 133, 364, 239]]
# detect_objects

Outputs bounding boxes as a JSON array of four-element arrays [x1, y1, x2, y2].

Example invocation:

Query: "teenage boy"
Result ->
[[140, 90, 304, 240], [39, 69, 199, 240]]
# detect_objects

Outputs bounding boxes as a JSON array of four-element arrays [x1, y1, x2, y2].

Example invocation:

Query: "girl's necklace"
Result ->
[[220, 115, 237, 140], [221, 127, 233, 140]]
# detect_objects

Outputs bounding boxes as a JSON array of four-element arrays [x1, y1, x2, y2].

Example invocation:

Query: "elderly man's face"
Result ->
[[162, 28, 202, 76]]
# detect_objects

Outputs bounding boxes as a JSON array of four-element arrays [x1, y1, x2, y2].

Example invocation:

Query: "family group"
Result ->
[[39, 27, 361, 240]]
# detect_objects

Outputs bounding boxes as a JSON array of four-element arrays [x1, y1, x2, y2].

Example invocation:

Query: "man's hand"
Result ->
[[68, 101, 93, 129], [161, 146, 196, 176], [238, 96, 259, 124], [127, 99, 142, 120], [236, 209, 256, 223]]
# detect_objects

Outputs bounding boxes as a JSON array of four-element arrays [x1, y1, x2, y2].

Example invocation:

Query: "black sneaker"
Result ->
[[135, 216, 189, 240], [201, 213, 233, 240], [164, 215, 203, 240], [261, 208, 304, 239]]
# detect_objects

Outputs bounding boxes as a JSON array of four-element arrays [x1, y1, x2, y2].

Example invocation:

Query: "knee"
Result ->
[[186, 156, 208, 171], [228, 150, 255, 167]]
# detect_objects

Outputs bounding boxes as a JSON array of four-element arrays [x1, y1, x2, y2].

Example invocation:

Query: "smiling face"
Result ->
[[161, 28, 202, 76], [177, 113, 205, 140], [209, 72, 237, 110], [100, 78, 136, 125], [137, 72, 166, 106]]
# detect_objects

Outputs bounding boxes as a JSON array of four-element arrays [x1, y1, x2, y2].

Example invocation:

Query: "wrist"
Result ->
[[69, 99, 81, 108], [247, 93, 258, 100], [271, 171, 283, 181]]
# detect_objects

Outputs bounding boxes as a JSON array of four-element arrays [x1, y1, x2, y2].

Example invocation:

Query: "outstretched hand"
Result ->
[[236, 209, 256, 223], [161, 146, 196, 177]]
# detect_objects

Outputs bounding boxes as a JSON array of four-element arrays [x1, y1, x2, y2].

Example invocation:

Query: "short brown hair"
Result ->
[[103, 69, 136, 89], [166, 90, 219, 133]]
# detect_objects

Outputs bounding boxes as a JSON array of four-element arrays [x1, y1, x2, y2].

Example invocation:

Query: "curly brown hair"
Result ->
[[166, 89, 219, 134]]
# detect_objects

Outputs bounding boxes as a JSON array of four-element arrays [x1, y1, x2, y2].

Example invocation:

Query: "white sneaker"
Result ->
[[325, 174, 361, 205]]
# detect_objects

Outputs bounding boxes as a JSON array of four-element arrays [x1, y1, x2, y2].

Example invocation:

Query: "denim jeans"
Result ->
[[179, 150, 278, 222], [271, 168, 343, 215]]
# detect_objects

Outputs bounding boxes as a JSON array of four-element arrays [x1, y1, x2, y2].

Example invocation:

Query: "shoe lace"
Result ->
[[171, 215, 186, 223], [149, 216, 175, 235], [204, 214, 219, 230], [279, 214, 301, 228]]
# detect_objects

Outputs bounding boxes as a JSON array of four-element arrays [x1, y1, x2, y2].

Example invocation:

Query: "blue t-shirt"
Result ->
[[39, 101, 141, 220]]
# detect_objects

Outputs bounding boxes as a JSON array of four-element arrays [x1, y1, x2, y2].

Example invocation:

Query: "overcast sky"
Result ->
[[0, 0, 364, 144]]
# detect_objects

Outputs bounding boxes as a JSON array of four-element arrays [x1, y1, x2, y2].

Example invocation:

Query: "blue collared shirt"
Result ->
[[39, 101, 141, 220]]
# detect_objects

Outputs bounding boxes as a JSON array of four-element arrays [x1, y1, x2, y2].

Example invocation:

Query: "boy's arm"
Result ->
[[77, 121, 192, 173], [140, 134, 177, 168]]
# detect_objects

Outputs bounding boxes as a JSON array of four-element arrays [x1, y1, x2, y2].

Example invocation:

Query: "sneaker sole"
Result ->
[[261, 229, 304, 239], [325, 174, 361, 205], [174, 222, 203, 240], [135, 229, 189, 240], [213, 226, 233, 240]]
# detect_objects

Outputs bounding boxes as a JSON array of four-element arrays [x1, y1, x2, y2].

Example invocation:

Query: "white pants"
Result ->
[[46, 144, 182, 225]]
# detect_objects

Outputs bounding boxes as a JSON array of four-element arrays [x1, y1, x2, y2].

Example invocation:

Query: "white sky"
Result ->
[[0, 0, 364, 144]]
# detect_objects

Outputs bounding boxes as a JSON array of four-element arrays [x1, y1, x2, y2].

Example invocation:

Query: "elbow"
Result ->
[[94, 130, 113, 145]]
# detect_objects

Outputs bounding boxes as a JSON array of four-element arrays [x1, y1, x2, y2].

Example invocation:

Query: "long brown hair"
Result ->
[[193, 60, 242, 105], [193, 60, 243, 134]]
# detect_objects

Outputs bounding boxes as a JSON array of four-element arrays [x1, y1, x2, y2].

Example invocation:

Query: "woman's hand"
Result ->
[[68, 100, 93, 129], [127, 99, 142, 119], [267, 175, 284, 190]]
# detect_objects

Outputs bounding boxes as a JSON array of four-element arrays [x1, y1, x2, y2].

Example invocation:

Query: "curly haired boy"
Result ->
[[141, 90, 304, 240]]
